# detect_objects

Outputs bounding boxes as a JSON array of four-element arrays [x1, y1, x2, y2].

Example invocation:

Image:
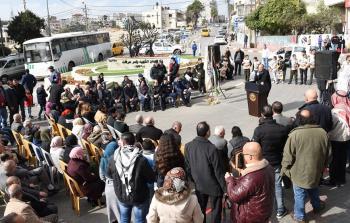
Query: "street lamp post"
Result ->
[[46, 0, 51, 36]]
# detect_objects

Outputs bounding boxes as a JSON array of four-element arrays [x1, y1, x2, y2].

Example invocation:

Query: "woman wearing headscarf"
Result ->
[[49, 136, 65, 173], [67, 146, 105, 206], [328, 90, 350, 186], [81, 124, 93, 140], [40, 128, 52, 152], [146, 167, 203, 223], [87, 125, 102, 147], [99, 141, 119, 223], [72, 118, 84, 139], [63, 134, 79, 163]]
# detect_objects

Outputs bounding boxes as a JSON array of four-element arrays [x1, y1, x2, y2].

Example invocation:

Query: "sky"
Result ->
[[1, 0, 228, 21]]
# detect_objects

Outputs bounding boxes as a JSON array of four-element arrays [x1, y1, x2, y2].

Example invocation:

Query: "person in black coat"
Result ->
[[184, 121, 226, 223], [48, 83, 64, 110], [150, 62, 160, 81], [297, 88, 333, 132], [136, 116, 163, 142], [21, 69, 37, 94], [111, 82, 125, 112], [163, 121, 182, 147], [123, 81, 138, 112], [36, 84, 48, 120], [168, 57, 179, 83], [254, 64, 272, 96], [5, 82, 19, 124], [157, 60, 167, 82], [234, 48, 244, 76], [12, 79, 26, 121], [251, 105, 289, 217], [113, 112, 129, 133]]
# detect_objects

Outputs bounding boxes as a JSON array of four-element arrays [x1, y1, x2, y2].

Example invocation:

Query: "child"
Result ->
[[269, 56, 278, 83], [288, 54, 299, 85], [24, 89, 33, 119], [36, 84, 48, 120], [277, 56, 285, 84], [242, 55, 252, 82]]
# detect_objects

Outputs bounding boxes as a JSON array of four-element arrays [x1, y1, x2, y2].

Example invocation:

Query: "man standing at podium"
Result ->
[[254, 64, 272, 97]]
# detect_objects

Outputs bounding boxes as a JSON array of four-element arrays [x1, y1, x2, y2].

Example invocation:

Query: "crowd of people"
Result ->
[[0, 80, 349, 223]]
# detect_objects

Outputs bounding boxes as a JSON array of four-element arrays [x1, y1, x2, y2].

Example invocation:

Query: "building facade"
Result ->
[[142, 3, 186, 29]]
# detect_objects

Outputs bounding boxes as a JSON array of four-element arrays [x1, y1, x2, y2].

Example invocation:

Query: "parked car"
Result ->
[[139, 41, 185, 55], [269, 45, 307, 61], [214, 35, 227, 45], [112, 42, 124, 56], [0, 55, 25, 79], [201, 28, 210, 37]]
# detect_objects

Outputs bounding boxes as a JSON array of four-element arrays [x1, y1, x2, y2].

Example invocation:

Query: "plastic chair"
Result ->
[[21, 138, 37, 167], [90, 143, 103, 165], [82, 117, 94, 126], [31, 143, 45, 166], [45, 114, 60, 136], [57, 124, 71, 140], [41, 148, 60, 186], [11, 130, 24, 155], [59, 160, 69, 195], [81, 139, 97, 163], [62, 171, 102, 216]]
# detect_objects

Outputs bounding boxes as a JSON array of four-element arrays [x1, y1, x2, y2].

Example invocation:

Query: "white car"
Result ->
[[140, 41, 185, 55], [214, 35, 227, 45]]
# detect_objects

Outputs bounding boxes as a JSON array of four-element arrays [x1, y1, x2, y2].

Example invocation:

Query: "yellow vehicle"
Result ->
[[112, 42, 124, 56], [201, 28, 210, 37]]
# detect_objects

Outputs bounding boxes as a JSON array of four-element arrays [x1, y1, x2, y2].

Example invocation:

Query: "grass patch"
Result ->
[[180, 55, 202, 59]]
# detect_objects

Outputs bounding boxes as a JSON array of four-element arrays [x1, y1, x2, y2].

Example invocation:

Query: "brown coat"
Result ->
[[4, 198, 50, 223], [226, 159, 274, 223]]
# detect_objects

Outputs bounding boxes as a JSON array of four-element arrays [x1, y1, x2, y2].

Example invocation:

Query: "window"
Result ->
[[24, 42, 52, 63], [154, 43, 162, 47], [5, 60, 16, 68], [16, 59, 25, 65]]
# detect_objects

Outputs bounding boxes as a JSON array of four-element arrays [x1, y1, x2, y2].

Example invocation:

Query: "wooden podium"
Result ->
[[245, 82, 268, 117]]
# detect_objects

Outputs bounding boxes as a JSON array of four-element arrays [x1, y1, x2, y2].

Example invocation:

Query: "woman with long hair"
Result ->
[[155, 134, 184, 187]]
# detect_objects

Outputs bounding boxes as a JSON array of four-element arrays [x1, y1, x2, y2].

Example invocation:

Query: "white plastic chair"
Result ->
[[41, 148, 60, 186]]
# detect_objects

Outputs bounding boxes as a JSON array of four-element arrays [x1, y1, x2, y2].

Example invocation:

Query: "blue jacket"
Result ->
[[192, 43, 197, 51]]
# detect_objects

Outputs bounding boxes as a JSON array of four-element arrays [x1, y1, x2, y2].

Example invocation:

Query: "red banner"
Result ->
[[346, 0, 350, 8]]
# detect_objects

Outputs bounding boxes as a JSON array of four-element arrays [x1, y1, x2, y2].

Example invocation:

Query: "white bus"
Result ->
[[23, 31, 111, 78]]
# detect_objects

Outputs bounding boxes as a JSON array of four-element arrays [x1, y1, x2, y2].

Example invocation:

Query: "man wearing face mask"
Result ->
[[225, 142, 274, 223]]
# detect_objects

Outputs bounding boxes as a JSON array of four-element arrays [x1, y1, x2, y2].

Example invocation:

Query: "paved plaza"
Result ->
[[0, 76, 348, 223]]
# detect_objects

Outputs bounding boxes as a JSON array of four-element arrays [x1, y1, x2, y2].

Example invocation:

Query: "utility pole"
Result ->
[[46, 0, 51, 36], [227, 0, 231, 33], [0, 19, 5, 57], [82, 1, 88, 31], [23, 0, 27, 11]]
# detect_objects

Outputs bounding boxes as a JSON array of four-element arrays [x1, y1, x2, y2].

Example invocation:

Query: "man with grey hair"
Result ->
[[209, 125, 229, 171], [10, 114, 23, 133], [136, 116, 163, 142], [129, 114, 144, 134], [164, 121, 182, 147], [4, 184, 58, 223]]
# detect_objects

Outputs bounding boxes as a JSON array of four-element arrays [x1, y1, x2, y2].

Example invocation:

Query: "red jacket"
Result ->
[[226, 159, 274, 223]]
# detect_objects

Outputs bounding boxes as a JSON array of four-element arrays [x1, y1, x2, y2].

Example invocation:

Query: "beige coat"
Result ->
[[4, 198, 50, 223], [146, 188, 204, 223]]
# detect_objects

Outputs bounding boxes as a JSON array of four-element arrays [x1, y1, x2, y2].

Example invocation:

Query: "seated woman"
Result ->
[[67, 147, 105, 206], [57, 109, 74, 130], [87, 125, 102, 147], [49, 136, 65, 174], [63, 134, 79, 163], [71, 118, 84, 139], [40, 128, 52, 152], [146, 167, 203, 223], [94, 103, 108, 125]]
